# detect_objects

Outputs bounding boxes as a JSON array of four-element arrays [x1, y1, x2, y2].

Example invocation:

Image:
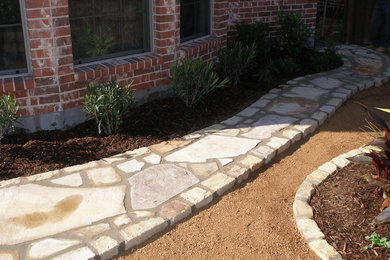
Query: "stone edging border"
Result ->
[[293, 148, 368, 260]]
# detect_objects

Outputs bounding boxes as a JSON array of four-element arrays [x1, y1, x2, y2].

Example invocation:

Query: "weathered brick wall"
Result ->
[[227, 0, 317, 38], [0, 0, 317, 132]]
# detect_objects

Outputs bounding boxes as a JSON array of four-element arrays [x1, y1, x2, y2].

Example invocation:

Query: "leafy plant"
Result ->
[[216, 42, 256, 86], [308, 48, 343, 73], [235, 21, 270, 60], [86, 24, 116, 57], [170, 59, 229, 108], [363, 233, 390, 250], [83, 81, 134, 135], [347, 106, 390, 223], [277, 12, 311, 59], [0, 93, 19, 143], [257, 58, 279, 83], [276, 57, 300, 74]]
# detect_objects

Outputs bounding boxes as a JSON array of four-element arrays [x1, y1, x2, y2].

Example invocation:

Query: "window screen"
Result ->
[[69, 0, 149, 64], [0, 0, 27, 74], [180, 0, 210, 42]]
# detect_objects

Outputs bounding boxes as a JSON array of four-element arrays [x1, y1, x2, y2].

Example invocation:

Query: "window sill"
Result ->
[[0, 73, 34, 94], [74, 53, 163, 82], [179, 36, 221, 59]]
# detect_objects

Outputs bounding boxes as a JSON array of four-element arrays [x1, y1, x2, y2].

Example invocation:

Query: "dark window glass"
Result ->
[[69, 0, 149, 64], [0, 0, 27, 73], [180, 0, 210, 42]]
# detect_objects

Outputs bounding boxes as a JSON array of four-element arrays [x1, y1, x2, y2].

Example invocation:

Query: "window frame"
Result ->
[[0, 0, 31, 76], [69, 0, 150, 65], [180, 0, 211, 43]]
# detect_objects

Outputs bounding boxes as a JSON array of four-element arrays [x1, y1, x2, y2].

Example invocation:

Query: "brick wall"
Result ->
[[0, 0, 317, 132]]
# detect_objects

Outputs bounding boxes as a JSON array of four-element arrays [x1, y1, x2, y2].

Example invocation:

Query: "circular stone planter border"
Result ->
[[293, 147, 370, 260]]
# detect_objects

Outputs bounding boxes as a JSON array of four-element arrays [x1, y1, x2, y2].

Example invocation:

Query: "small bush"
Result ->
[[236, 21, 270, 60], [277, 12, 311, 59], [309, 48, 343, 73], [0, 93, 19, 143], [170, 59, 229, 108], [277, 57, 300, 74], [257, 58, 279, 83], [216, 42, 256, 86], [83, 81, 134, 135]]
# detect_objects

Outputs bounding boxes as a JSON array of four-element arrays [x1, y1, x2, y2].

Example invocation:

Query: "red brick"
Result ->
[[26, 0, 50, 9], [39, 94, 60, 104], [26, 9, 51, 19]]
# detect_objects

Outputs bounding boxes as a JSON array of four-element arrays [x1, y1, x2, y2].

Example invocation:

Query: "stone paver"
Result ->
[[0, 45, 389, 259]]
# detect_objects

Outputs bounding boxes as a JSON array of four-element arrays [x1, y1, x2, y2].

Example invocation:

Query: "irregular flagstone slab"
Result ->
[[150, 140, 191, 154], [165, 135, 260, 163], [242, 114, 297, 139], [117, 159, 144, 174], [356, 57, 382, 68], [282, 86, 329, 101], [354, 66, 381, 75], [28, 238, 81, 259], [311, 77, 342, 89], [113, 214, 132, 227], [0, 184, 126, 245], [86, 167, 121, 186], [128, 164, 199, 210], [51, 173, 83, 187], [190, 162, 219, 177], [0, 251, 18, 260], [267, 97, 319, 115], [73, 223, 110, 238], [143, 153, 161, 164]]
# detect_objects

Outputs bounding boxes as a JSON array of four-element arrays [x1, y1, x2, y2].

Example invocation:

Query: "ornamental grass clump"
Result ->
[[83, 81, 134, 135], [216, 42, 256, 86], [170, 59, 229, 108], [0, 93, 19, 143]]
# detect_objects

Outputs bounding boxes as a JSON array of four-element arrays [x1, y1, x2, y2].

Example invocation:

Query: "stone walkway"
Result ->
[[1, 45, 389, 260]]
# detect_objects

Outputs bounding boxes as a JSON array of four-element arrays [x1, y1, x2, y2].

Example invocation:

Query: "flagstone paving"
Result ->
[[0, 45, 389, 260]]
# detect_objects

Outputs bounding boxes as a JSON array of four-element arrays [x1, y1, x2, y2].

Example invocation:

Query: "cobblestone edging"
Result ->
[[0, 45, 390, 260], [293, 148, 371, 260]]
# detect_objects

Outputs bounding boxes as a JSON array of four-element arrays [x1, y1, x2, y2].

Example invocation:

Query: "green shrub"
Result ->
[[257, 58, 279, 83], [216, 42, 256, 86], [170, 59, 229, 108], [277, 57, 300, 74], [0, 93, 19, 143], [83, 81, 134, 135], [277, 12, 311, 59], [236, 21, 270, 60], [309, 48, 343, 73]]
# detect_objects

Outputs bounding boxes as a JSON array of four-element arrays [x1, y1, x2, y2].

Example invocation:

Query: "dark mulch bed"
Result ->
[[1, 74, 304, 181], [311, 163, 390, 259]]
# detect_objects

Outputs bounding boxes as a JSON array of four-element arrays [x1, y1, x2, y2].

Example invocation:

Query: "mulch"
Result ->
[[311, 163, 390, 259], [0, 76, 291, 181]]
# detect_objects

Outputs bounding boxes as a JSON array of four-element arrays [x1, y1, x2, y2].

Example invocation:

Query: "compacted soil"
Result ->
[[113, 85, 390, 260]]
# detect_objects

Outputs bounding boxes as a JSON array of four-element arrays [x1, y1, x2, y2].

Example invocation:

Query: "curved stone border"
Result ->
[[293, 148, 368, 260], [0, 45, 390, 260]]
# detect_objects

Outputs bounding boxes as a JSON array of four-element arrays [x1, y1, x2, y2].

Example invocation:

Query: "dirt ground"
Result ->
[[115, 84, 390, 260]]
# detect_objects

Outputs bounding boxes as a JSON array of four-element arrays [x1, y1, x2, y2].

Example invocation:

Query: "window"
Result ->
[[69, 0, 149, 64], [180, 0, 210, 42], [0, 0, 27, 74]]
